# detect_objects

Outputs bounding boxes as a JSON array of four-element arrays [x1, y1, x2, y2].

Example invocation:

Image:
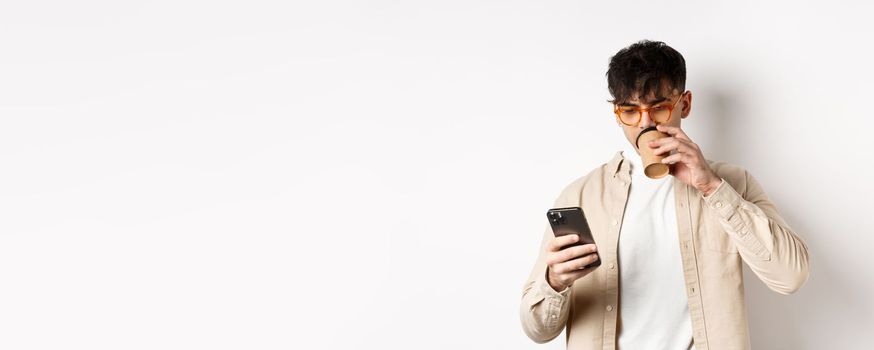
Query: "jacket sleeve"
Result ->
[[519, 219, 573, 343], [701, 170, 811, 294]]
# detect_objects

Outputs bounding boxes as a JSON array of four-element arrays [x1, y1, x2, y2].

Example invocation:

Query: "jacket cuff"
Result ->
[[701, 178, 742, 222], [534, 267, 571, 326], [700, 177, 772, 260]]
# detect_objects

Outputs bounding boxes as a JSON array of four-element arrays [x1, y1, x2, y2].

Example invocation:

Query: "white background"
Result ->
[[1, 1, 872, 349]]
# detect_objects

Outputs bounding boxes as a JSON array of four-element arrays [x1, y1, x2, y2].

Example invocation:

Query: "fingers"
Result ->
[[656, 124, 691, 141], [649, 137, 696, 157], [548, 265, 595, 290], [546, 243, 598, 268], [547, 234, 579, 252], [545, 241, 600, 289], [660, 151, 688, 165], [647, 124, 694, 155], [552, 252, 600, 274], [556, 243, 597, 265]]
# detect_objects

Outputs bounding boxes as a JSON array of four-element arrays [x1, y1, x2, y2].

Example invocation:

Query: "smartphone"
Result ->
[[546, 206, 601, 268]]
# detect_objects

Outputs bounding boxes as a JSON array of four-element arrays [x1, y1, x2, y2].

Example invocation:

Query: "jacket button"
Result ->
[[606, 305, 614, 312], [608, 263, 615, 269], [715, 201, 723, 208]]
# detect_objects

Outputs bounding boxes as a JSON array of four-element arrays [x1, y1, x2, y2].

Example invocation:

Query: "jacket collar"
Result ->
[[609, 150, 628, 178]]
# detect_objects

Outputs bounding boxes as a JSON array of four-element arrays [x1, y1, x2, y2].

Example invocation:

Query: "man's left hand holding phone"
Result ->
[[544, 207, 600, 293]]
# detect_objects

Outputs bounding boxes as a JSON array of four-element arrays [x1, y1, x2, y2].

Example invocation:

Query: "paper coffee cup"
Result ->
[[634, 126, 670, 179]]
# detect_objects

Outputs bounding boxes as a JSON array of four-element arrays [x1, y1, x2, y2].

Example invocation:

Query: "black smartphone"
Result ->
[[546, 206, 601, 268]]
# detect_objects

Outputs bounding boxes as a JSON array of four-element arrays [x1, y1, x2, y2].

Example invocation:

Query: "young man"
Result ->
[[519, 40, 810, 350]]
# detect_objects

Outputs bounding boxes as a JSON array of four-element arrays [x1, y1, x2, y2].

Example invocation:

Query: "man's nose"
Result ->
[[639, 110, 656, 128]]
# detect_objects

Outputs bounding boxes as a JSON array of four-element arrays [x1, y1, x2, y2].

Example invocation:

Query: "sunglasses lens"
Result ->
[[651, 106, 671, 123], [618, 106, 671, 125], [619, 110, 639, 125]]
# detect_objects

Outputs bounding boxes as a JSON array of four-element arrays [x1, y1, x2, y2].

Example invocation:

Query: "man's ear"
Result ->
[[682, 91, 692, 115], [679, 91, 692, 119]]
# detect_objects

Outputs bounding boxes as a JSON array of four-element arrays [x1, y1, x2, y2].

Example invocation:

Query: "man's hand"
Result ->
[[648, 124, 722, 196], [545, 234, 599, 292]]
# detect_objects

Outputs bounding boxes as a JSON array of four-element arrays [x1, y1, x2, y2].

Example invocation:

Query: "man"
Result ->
[[519, 40, 810, 350]]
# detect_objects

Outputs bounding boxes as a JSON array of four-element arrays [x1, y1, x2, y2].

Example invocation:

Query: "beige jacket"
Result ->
[[520, 150, 810, 350]]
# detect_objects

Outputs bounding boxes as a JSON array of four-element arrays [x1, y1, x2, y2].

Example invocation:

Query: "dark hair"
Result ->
[[606, 40, 686, 105]]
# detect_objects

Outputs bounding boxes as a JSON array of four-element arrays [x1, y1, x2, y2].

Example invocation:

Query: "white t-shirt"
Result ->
[[616, 142, 695, 350]]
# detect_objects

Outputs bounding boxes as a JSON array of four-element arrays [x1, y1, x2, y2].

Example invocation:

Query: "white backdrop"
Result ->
[[1, 1, 872, 349]]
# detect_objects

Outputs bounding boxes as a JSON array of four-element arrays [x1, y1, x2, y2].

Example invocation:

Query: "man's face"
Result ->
[[616, 85, 692, 155]]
